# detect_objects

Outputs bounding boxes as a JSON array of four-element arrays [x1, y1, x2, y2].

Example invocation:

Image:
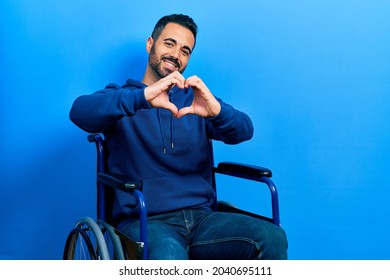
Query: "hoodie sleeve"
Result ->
[[69, 83, 152, 133], [206, 98, 254, 144]]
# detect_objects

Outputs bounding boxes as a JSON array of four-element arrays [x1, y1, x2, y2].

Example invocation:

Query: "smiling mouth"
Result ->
[[162, 58, 180, 71]]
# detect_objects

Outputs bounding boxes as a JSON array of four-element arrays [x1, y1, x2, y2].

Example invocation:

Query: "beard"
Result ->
[[148, 44, 184, 78]]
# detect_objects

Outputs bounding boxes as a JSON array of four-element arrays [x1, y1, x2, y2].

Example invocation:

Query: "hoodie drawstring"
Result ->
[[170, 91, 175, 149], [157, 109, 167, 154], [170, 116, 174, 149], [157, 92, 175, 155]]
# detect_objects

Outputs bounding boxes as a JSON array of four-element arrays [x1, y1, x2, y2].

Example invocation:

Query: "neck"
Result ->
[[142, 66, 160, 86]]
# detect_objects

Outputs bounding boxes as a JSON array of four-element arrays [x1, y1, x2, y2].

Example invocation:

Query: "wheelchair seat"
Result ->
[[63, 133, 281, 260]]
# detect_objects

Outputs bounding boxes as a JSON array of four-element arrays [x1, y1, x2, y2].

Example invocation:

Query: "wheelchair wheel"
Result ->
[[97, 220, 126, 260], [63, 217, 110, 260]]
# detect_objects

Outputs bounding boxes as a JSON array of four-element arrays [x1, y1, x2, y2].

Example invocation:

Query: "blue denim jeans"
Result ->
[[119, 207, 288, 260]]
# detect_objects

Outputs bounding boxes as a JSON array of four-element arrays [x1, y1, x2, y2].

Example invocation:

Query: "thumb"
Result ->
[[166, 103, 179, 117], [176, 106, 192, 118]]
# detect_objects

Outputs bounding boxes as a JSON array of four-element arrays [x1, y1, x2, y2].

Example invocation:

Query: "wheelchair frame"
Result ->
[[63, 133, 281, 260]]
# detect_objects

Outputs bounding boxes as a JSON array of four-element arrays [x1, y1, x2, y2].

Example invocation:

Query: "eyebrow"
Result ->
[[163, 38, 193, 54]]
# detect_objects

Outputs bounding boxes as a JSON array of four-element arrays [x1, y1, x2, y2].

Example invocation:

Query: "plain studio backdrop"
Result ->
[[1, 0, 389, 260]]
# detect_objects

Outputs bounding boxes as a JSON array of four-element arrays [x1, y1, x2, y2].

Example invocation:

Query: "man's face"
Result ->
[[147, 23, 195, 79]]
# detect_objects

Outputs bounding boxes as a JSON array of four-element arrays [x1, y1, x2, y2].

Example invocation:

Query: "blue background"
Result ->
[[1, 0, 389, 260]]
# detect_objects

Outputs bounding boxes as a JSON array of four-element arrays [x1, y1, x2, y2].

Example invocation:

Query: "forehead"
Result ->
[[158, 23, 195, 49]]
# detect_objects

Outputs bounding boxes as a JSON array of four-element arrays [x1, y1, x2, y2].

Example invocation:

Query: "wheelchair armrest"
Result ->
[[214, 162, 280, 226], [214, 161, 272, 180], [97, 172, 139, 192]]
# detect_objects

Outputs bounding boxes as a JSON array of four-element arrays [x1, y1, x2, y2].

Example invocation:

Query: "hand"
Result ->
[[144, 71, 185, 116], [176, 75, 221, 118]]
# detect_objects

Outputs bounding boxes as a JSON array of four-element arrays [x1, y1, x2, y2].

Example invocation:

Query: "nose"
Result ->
[[169, 46, 181, 58]]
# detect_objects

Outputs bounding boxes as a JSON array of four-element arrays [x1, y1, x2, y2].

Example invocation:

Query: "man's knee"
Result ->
[[148, 238, 188, 260], [257, 225, 288, 260]]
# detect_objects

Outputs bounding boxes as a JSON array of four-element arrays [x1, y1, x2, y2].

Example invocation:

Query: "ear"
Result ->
[[146, 37, 154, 53]]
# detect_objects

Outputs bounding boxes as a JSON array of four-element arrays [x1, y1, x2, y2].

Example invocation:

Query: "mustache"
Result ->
[[162, 56, 180, 68]]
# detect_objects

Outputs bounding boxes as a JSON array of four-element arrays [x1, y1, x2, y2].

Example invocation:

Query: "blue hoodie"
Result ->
[[70, 79, 253, 226]]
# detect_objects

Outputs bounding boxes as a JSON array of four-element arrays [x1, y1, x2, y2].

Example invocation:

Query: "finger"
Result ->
[[166, 103, 179, 116], [185, 77, 207, 91], [173, 77, 186, 89], [176, 106, 193, 118], [184, 75, 200, 87], [185, 75, 199, 82], [168, 71, 185, 88]]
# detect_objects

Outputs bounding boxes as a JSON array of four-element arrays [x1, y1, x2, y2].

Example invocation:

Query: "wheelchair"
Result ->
[[63, 133, 281, 260]]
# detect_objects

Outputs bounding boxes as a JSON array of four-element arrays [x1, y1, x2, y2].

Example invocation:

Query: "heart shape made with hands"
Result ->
[[145, 72, 221, 119]]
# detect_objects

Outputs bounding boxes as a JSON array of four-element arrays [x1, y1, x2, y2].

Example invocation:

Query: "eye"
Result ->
[[165, 42, 174, 48], [181, 49, 190, 57]]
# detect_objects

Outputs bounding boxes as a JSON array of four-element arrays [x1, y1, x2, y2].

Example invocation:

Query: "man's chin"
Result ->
[[161, 69, 180, 77], [156, 67, 185, 78]]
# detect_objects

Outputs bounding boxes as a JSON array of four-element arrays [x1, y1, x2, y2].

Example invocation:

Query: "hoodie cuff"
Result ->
[[139, 88, 153, 109], [124, 88, 152, 112], [207, 103, 233, 124]]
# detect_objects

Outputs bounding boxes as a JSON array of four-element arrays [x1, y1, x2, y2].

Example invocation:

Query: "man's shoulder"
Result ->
[[122, 79, 145, 89], [101, 79, 145, 91]]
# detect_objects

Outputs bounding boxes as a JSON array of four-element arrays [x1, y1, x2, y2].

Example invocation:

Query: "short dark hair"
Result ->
[[151, 14, 198, 49]]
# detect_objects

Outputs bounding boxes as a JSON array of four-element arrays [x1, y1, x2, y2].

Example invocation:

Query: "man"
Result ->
[[70, 14, 287, 259]]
